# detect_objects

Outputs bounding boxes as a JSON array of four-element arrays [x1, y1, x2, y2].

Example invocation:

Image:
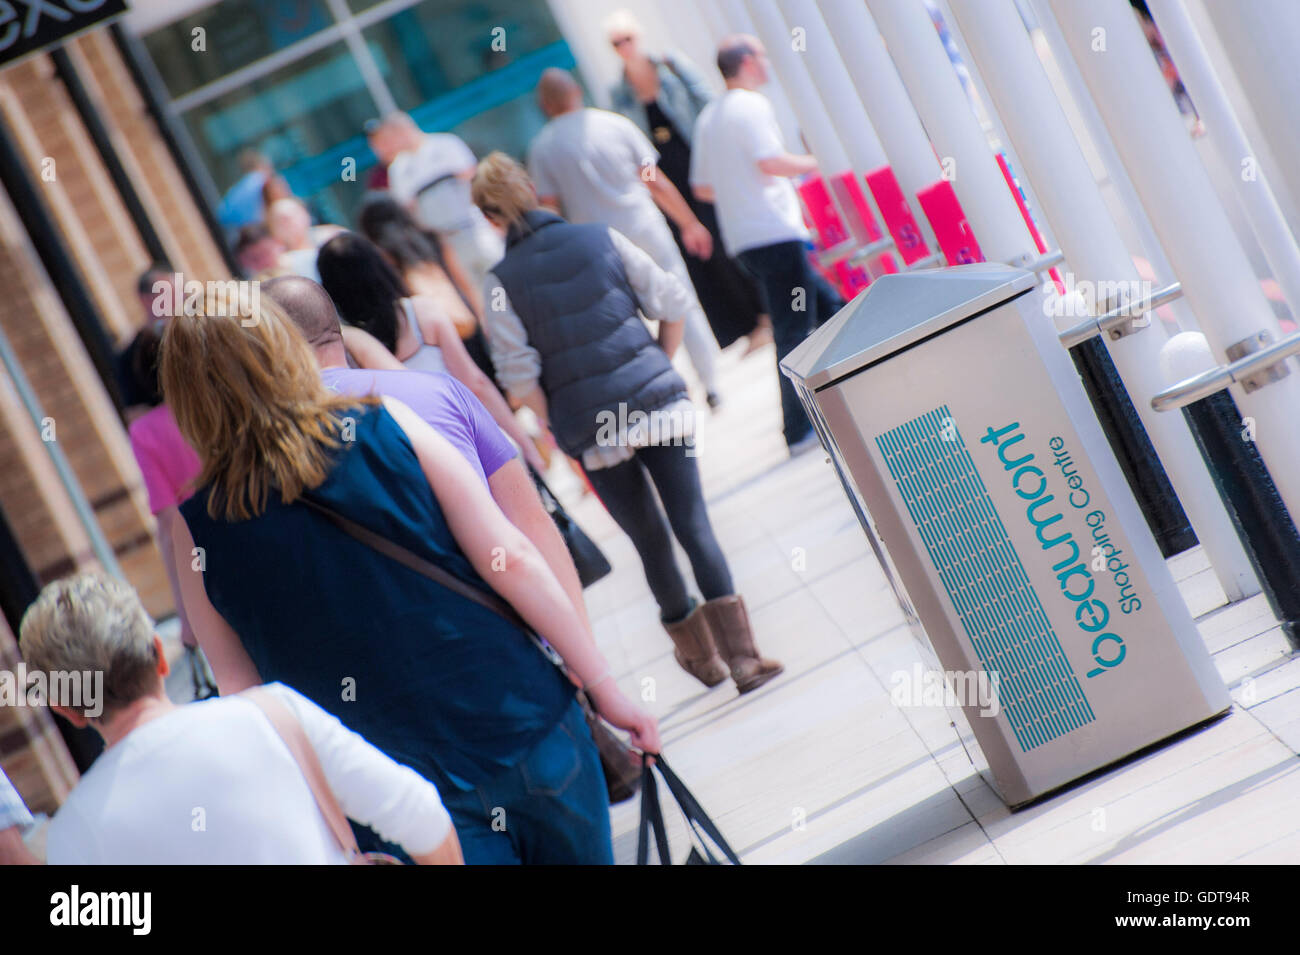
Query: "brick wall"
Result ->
[[0, 25, 237, 813]]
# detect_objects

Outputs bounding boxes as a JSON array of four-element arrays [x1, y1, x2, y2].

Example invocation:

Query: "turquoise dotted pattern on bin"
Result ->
[[875, 406, 1095, 752]]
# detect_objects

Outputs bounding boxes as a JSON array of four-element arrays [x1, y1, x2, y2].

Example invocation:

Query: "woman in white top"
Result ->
[[21, 572, 462, 866], [267, 197, 344, 283], [316, 231, 543, 471]]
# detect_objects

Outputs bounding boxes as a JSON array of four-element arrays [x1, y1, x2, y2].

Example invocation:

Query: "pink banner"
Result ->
[[916, 180, 982, 266], [798, 174, 873, 298], [864, 166, 931, 266]]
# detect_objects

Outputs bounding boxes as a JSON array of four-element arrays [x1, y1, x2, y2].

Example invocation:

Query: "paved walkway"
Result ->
[[564, 340, 1300, 865]]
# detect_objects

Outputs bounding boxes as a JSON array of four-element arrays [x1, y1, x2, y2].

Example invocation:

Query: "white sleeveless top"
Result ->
[[398, 298, 448, 375]]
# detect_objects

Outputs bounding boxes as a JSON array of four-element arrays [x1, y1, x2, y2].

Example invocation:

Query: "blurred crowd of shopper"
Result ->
[[19, 11, 849, 866]]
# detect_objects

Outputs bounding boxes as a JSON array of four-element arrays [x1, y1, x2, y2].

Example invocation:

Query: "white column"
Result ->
[[865, 0, 1036, 264], [1048, 0, 1300, 523], [774, 0, 900, 255], [697, 0, 731, 43], [1147, 0, 1300, 323], [933, 0, 1058, 259], [947, 0, 1257, 600], [1030, 0, 1199, 332], [743, 0, 851, 172], [817, 0, 941, 247], [777, 0, 887, 172], [645, 0, 725, 94], [545, 0, 616, 107], [1200, 0, 1300, 236]]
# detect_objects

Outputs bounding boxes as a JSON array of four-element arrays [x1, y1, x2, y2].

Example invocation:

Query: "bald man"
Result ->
[[383, 112, 504, 296], [261, 276, 593, 632], [527, 68, 725, 408]]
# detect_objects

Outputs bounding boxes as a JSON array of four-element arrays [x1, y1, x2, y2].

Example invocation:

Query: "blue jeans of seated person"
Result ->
[[434, 697, 614, 865]]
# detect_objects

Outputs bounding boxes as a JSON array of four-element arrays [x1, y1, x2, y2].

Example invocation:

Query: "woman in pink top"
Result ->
[[124, 327, 212, 698]]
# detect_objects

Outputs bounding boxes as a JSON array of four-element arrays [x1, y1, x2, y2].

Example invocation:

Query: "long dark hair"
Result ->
[[356, 192, 446, 275], [316, 232, 410, 354]]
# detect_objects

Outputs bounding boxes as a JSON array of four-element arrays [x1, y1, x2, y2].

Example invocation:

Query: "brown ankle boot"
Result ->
[[701, 595, 784, 694], [663, 602, 728, 688]]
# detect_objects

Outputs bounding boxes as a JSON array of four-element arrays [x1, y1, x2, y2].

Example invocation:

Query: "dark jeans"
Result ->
[[737, 241, 845, 446], [434, 698, 614, 864], [584, 441, 734, 623]]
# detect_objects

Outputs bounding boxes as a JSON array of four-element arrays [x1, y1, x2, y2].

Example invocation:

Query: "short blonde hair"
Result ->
[[20, 573, 160, 719], [472, 151, 539, 231]]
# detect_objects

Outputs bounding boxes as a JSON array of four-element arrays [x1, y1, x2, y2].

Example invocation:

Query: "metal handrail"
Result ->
[[905, 251, 946, 270], [1058, 282, 1183, 348], [1020, 248, 1065, 274], [847, 236, 897, 267], [814, 238, 859, 269], [1151, 329, 1300, 412]]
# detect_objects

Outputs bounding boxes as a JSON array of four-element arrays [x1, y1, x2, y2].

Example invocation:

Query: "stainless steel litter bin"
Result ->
[[782, 264, 1230, 807]]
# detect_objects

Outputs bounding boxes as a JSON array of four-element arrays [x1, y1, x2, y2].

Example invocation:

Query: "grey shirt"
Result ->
[[528, 108, 665, 241]]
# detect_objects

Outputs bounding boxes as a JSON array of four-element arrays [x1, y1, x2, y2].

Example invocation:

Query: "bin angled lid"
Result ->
[[780, 264, 1036, 390]]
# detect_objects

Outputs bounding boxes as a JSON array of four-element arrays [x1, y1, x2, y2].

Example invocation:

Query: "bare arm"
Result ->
[[416, 300, 544, 471], [0, 827, 36, 865], [341, 325, 405, 371], [170, 514, 263, 693], [488, 457, 590, 632], [512, 384, 551, 429], [757, 153, 818, 178], [645, 171, 711, 258], [381, 396, 659, 751], [436, 242, 484, 324], [691, 183, 716, 203], [658, 318, 684, 358], [154, 507, 194, 645]]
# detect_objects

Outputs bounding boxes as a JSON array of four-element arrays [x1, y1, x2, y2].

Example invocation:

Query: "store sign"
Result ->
[[0, 0, 127, 70]]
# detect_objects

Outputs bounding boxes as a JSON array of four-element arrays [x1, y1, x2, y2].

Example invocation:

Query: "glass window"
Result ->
[[144, 0, 336, 99], [179, 40, 379, 227], [361, 0, 563, 110]]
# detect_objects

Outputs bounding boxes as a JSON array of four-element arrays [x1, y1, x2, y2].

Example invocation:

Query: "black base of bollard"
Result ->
[[1070, 339, 1198, 557], [1183, 391, 1300, 649]]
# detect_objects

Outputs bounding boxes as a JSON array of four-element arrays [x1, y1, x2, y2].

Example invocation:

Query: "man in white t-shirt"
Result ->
[[691, 35, 844, 454], [22, 572, 461, 865], [528, 68, 724, 409], [382, 112, 504, 294]]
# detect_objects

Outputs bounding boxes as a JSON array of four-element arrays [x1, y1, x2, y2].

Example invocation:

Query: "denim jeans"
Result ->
[[434, 698, 614, 865], [584, 441, 735, 623], [737, 241, 844, 446]]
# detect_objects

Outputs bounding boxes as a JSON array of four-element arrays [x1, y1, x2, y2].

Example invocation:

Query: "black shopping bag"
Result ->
[[530, 466, 612, 588], [636, 754, 742, 865]]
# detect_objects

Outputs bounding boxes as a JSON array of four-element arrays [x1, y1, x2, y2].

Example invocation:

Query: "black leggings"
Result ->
[[583, 443, 734, 623]]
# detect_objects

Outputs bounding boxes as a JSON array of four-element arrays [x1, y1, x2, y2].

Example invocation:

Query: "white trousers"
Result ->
[[623, 219, 721, 394]]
